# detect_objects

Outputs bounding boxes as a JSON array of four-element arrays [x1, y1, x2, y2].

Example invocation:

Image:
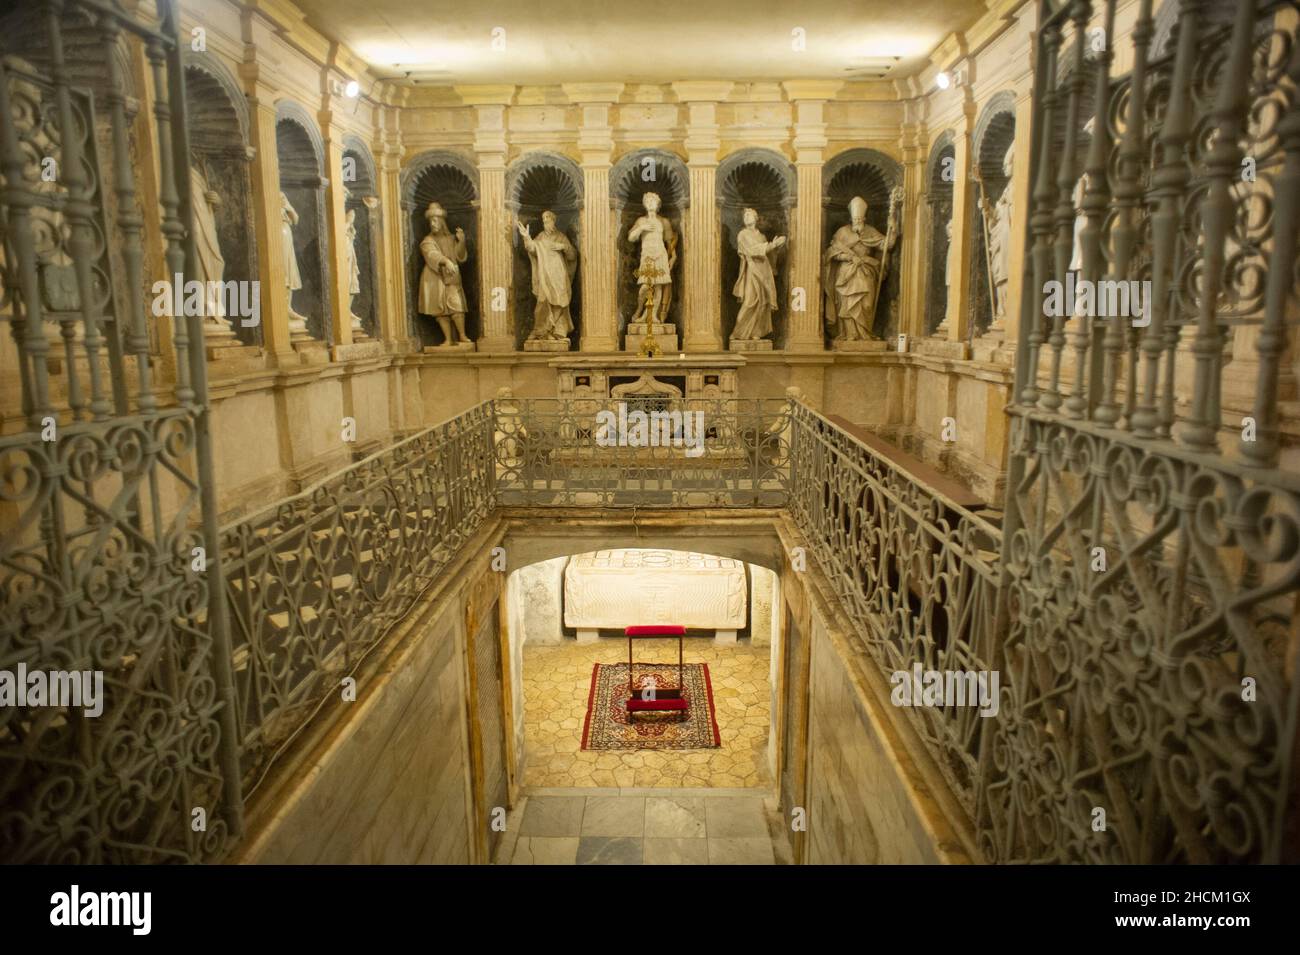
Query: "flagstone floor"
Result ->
[[521, 636, 771, 788], [494, 789, 791, 865]]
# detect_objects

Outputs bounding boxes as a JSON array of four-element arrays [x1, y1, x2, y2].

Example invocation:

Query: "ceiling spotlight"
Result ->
[[935, 71, 951, 90], [345, 79, 360, 98]]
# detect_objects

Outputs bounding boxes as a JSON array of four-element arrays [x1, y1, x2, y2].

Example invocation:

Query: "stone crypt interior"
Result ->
[[1, 0, 1299, 868]]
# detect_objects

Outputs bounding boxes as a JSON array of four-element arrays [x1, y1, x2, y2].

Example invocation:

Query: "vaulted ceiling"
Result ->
[[291, 0, 990, 86]]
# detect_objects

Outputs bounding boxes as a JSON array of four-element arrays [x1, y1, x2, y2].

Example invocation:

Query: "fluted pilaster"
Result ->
[[784, 83, 839, 352], [684, 164, 721, 350], [579, 164, 618, 350], [565, 85, 623, 352]]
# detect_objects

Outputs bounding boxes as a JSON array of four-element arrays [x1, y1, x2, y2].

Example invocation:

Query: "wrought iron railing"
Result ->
[[786, 402, 1002, 818], [990, 0, 1300, 863], [0, 0, 240, 862], [221, 404, 496, 793], [492, 396, 793, 508]]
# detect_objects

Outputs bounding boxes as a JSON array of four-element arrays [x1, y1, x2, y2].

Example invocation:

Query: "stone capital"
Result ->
[[454, 84, 517, 106], [782, 80, 844, 102], [561, 82, 625, 105], [671, 81, 734, 103]]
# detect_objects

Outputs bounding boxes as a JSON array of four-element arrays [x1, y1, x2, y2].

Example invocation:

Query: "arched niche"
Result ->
[[400, 151, 480, 347], [924, 132, 956, 335], [969, 93, 1016, 335], [341, 135, 380, 340], [717, 149, 795, 348], [822, 148, 904, 342], [506, 151, 583, 350], [185, 53, 259, 345], [275, 101, 330, 342], [610, 148, 689, 339]]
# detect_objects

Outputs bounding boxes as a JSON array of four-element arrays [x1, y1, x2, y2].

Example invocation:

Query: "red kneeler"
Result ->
[[625, 625, 689, 717]]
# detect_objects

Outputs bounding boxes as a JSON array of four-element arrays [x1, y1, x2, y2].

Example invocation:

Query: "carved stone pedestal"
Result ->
[[206, 343, 264, 376], [624, 321, 679, 353], [423, 341, 477, 353], [291, 339, 331, 365], [831, 339, 888, 353], [916, 337, 971, 360], [971, 332, 1015, 366], [729, 339, 773, 352], [523, 339, 572, 352]]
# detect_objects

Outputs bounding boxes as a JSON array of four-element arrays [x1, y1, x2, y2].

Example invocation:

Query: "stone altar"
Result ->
[[564, 549, 747, 643]]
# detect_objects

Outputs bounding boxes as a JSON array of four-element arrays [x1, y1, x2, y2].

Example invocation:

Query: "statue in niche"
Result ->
[[418, 201, 471, 346], [517, 210, 577, 342], [731, 207, 785, 343], [978, 144, 1015, 322], [191, 163, 234, 339], [1069, 118, 1096, 275], [627, 191, 677, 324], [280, 191, 309, 327], [823, 193, 900, 341], [343, 207, 363, 326], [945, 217, 956, 289]]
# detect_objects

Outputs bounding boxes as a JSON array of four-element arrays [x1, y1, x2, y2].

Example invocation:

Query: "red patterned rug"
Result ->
[[581, 662, 721, 751]]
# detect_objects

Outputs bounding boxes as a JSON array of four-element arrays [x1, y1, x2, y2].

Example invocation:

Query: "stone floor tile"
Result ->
[[705, 796, 769, 838], [644, 837, 709, 865], [644, 794, 707, 838], [581, 796, 646, 836], [511, 837, 580, 864], [519, 795, 586, 837], [707, 837, 775, 865], [577, 836, 643, 865]]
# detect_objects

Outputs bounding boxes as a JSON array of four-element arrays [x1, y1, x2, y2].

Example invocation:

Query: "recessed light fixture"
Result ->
[[936, 71, 951, 90]]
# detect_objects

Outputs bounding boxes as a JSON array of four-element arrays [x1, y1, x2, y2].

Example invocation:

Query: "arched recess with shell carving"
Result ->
[[400, 151, 480, 347], [185, 51, 260, 344], [717, 148, 795, 348], [506, 151, 584, 349], [275, 100, 330, 342], [610, 148, 689, 339], [822, 148, 904, 342], [969, 91, 1016, 336]]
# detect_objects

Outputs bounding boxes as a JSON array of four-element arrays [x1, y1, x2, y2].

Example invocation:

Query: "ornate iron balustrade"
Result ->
[[492, 396, 793, 508], [991, 0, 1300, 863], [786, 402, 1002, 817], [221, 405, 496, 794], [0, 0, 240, 862]]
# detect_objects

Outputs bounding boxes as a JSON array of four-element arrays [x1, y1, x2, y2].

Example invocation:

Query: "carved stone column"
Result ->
[[784, 82, 841, 352], [675, 82, 732, 352], [461, 88, 516, 353], [375, 109, 408, 345], [564, 84, 623, 352], [899, 113, 926, 343], [942, 96, 977, 345]]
